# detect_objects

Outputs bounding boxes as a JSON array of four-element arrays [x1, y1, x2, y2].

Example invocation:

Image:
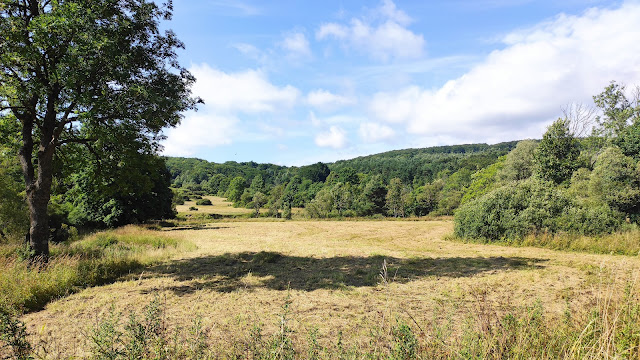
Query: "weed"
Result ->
[[391, 322, 417, 360], [0, 307, 32, 360]]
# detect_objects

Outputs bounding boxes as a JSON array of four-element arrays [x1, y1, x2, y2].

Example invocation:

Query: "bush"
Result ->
[[195, 198, 212, 206], [454, 178, 622, 241]]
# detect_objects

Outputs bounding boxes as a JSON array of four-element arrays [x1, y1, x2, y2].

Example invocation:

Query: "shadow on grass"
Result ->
[[143, 252, 546, 295], [162, 226, 230, 232]]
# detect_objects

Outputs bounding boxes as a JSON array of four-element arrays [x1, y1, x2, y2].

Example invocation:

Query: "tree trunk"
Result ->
[[27, 188, 50, 259], [19, 114, 56, 260], [26, 143, 56, 260]]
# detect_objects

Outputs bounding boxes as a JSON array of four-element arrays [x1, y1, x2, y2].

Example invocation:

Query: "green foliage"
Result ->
[[593, 81, 640, 139], [252, 192, 268, 217], [413, 179, 444, 216], [0, 307, 32, 360], [67, 155, 176, 228], [195, 198, 213, 206], [461, 156, 505, 205], [89, 297, 211, 359], [455, 178, 573, 240], [226, 176, 247, 204], [386, 178, 406, 218], [1, 0, 197, 256], [299, 162, 331, 183], [357, 175, 387, 216], [589, 147, 640, 215], [0, 151, 28, 242], [498, 140, 538, 183], [535, 119, 581, 185], [614, 120, 640, 160], [391, 322, 418, 360]]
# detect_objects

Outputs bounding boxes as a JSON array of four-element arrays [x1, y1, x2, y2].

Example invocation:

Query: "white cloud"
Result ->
[[315, 126, 348, 149], [162, 63, 302, 156], [359, 122, 396, 143], [369, 2, 640, 143], [306, 89, 355, 110], [369, 86, 420, 123], [280, 32, 312, 58], [377, 0, 412, 26], [190, 63, 300, 113], [162, 113, 238, 157], [210, 1, 261, 16], [316, 0, 425, 61]]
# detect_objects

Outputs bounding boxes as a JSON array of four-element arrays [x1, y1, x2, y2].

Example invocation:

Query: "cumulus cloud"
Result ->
[[369, 2, 640, 143], [162, 63, 301, 156], [359, 122, 396, 143], [316, 0, 424, 61], [162, 113, 238, 157], [280, 31, 312, 58], [306, 89, 355, 110], [190, 63, 300, 113], [315, 126, 348, 149]]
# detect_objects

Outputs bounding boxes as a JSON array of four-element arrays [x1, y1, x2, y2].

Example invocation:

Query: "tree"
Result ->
[[386, 178, 408, 217], [593, 82, 640, 139], [226, 176, 247, 204], [299, 162, 330, 183], [534, 119, 580, 185], [358, 175, 386, 216], [67, 153, 176, 228], [1, 1, 197, 257], [589, 147, 640, 215], [252, 192, 267, 217], [498, 140, 537, 183]]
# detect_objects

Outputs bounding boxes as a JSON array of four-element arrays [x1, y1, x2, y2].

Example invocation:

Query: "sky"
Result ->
[[160, 0, 640, 166]]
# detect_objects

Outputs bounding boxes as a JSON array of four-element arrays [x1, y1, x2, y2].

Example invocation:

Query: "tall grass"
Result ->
[[0, 226, 189, 314], [454, 226, 640, 256]]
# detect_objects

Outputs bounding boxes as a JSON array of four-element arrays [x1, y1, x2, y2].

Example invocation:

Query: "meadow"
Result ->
[[10, 214, 640, 358]]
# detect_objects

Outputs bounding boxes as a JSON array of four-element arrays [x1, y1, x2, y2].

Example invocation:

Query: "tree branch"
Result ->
[[55, 137, 98, 146]]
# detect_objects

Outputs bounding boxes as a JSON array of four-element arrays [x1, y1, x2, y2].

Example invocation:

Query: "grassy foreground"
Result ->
[[0, 226, 192, 314], [0, 219, 635, 359]]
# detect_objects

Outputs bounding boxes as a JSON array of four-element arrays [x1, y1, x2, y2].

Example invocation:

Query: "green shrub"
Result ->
[[196, 198, 212, 206], [454, 178, 621, 241]]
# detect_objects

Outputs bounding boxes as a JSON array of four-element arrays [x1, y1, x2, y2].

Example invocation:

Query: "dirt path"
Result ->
[[22, 220, 640, 357]]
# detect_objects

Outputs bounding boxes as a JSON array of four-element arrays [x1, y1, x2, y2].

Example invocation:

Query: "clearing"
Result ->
[[22, 219, 640, 357]]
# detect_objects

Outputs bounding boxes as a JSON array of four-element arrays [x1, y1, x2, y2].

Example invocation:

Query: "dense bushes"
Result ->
[[196, 198, 213, 206], [455, 177, 626, 241]]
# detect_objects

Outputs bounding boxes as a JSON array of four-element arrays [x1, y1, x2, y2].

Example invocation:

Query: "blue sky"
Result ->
[[160, 0, 640, 166]]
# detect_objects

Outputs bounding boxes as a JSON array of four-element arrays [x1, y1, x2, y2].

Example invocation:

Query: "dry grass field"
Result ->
[[19, 217, 640, 358], [176, 195, 305, 218], [176, 196, 254, 216]]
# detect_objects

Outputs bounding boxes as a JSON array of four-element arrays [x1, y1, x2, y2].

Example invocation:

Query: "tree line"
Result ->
[[166, 142, 518, 219]]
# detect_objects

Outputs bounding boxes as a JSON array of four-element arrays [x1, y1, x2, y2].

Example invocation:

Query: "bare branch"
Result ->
[[562, 103, 597, 137]]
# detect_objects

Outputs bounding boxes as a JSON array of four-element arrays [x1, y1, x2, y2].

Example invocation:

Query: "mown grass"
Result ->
[[9, 220, 640, 358], [0, 226, 189, 314], [453, 226, 640, 256], [12, 267, 638, 359]]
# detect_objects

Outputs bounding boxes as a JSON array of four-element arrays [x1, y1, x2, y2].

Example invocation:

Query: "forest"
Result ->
[[164, 81, 640, 241]]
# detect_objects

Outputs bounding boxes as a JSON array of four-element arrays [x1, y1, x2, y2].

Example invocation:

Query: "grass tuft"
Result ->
[[0, 226, 188, 314]]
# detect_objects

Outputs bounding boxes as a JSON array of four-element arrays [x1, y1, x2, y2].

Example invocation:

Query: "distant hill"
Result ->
[[165, 141, 519, 188]]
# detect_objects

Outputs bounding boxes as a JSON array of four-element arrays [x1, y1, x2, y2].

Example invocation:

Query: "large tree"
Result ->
[[0, 0, 197, 258]]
